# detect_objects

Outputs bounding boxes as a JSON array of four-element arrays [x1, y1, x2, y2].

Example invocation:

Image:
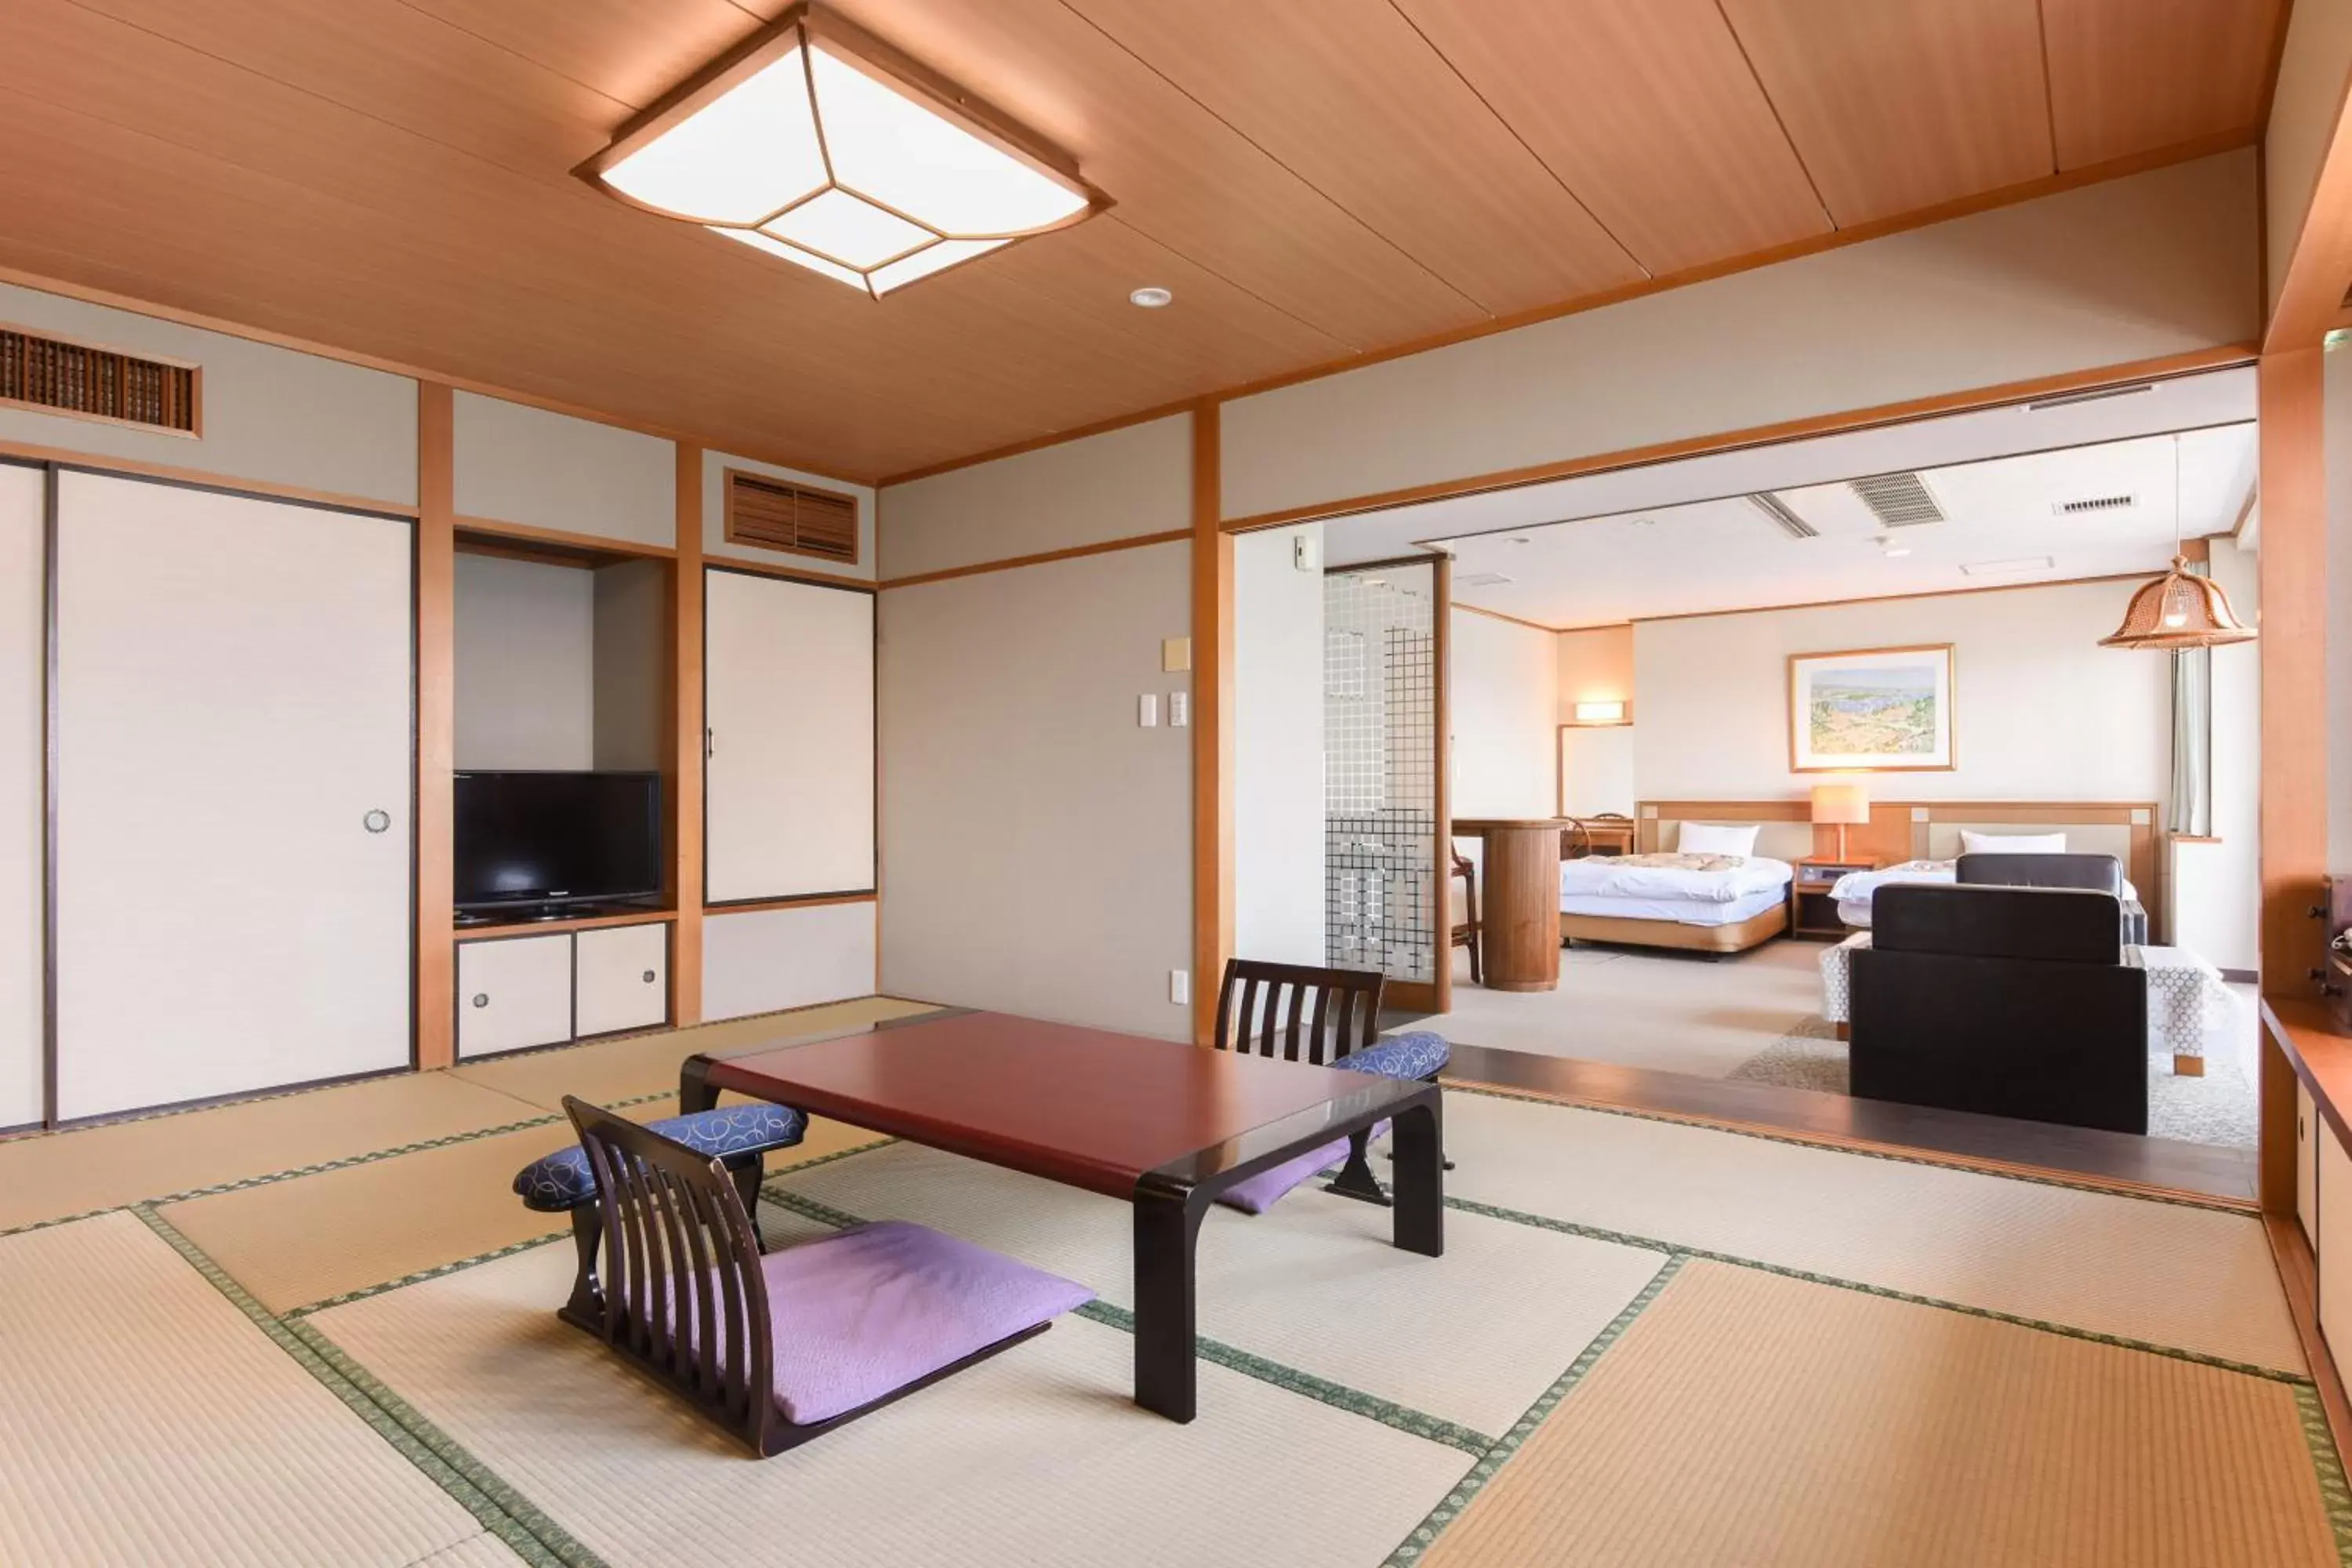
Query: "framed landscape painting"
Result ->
[[1788, 644, 1955, 772]]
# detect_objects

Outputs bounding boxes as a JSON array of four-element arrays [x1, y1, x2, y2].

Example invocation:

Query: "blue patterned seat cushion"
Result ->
[[1334, 1031, 1449, 1081], [513, 1103, 808, 1213]]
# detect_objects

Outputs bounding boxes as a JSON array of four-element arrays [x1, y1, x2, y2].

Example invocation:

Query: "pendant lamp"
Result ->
[[2098, 436, 2255, 650]]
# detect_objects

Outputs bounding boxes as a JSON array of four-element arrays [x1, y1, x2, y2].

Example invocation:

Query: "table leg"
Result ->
[[1389, 1097, 1444, 1258], [679, 1054, 719, 1115], [1131, 1186, 1205, 1422]]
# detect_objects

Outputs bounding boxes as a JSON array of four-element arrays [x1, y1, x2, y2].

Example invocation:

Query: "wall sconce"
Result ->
[[1570, 699, 1630, 726]]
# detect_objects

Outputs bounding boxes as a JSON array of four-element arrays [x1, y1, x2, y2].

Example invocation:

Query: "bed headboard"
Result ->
[[1638, 801, 1817, 864], [1636, 799, 2161, 930]]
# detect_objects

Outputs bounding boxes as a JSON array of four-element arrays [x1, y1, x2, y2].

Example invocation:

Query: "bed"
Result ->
[[1556, 815, 1806, 954], [1829, 815, 2149, 928]]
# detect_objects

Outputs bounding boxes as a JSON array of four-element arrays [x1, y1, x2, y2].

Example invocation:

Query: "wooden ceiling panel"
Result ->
[[1392, 0, 1829, 274], [397, 0, 781, 112], [818, 0, 1487, 349], [1060, 0, 1645, 314], [2041, 0, 2284, 169], [1719, 0, 2055, 226]]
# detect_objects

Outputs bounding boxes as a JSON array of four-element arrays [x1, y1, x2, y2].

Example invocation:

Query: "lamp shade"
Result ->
[[2097, 555, 2256, 650], [1809, 781, 1870, 826]]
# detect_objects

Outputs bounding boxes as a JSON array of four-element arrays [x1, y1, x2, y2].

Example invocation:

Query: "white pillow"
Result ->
[[1961, 830, 2066, 855], [1679, 822, 1760, 857]]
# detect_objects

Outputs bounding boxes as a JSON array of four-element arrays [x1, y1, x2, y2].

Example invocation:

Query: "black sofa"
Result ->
[[1849, 883, 2147, 1134], [1954, 851, 2147, 945]]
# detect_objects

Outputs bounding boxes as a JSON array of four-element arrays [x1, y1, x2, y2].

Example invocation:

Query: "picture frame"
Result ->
[[1787, 644, 1955, 773]]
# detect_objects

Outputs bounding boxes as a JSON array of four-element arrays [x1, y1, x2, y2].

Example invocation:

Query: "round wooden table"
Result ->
[[1454, 818, 1569, 992]]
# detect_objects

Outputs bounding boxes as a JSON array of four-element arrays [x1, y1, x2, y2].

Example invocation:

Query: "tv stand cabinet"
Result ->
[[456, 913, 673, 1059]]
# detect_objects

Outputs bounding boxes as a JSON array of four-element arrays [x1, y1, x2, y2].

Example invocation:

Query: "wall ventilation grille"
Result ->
[[1849, 473, 1945, 528], [2053, 493, 2136, 515], [1746, 492, 1817, 539], [0, 326, 197, 433], [723, 469, 859, 563]]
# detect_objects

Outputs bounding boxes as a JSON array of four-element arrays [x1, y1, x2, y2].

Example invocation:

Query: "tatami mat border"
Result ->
[[1442, 1080, 2254, 1216], [2300, 1384, 2352, 1563], [129, 1204, 602, 1568], [1384, 1255, 1688, 1566]]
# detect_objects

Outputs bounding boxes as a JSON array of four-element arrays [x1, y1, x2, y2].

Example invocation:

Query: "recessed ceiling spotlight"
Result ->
[[1875, 535, 1911, 558], [1130, 286, 1173, 308]]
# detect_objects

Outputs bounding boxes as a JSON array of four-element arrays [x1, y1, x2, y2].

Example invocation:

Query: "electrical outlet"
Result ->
[[1168, 691, 1189, 727], [1138, 693, 1158, 728], [1169, 969, 1190, 1005]]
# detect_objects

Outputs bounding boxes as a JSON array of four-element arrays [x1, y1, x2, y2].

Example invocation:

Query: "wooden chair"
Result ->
[[562, 1096, 1090, 1457], [1449, 850, 1483, 985], [1212, 958, 1454, 1205]]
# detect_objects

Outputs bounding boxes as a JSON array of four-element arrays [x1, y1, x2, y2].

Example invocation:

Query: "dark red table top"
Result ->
[[697, 1010, 1408, 1198]]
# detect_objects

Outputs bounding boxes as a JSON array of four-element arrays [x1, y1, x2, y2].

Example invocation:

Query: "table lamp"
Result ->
[[1810, 780, 1870, 860]]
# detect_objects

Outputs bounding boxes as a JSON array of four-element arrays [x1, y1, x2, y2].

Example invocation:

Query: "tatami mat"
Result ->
[[1419, 1258, 2339, 1568], [0, 1071, 546, 1232], [412, 1536, 532, 1567], [772, 1139, 1668, 1436], [0, 1211, 488, 1568], [448, 996, 938, 1111], [1444, 1089, 2304, 1373], [159, 1106, 892, 1315], [312, 1240, 1473, 1568]]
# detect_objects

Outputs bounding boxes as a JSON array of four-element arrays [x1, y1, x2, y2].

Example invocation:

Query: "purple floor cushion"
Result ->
[[760, 1221, 1093, 1425], [1215, 1121, 1391, 1215]]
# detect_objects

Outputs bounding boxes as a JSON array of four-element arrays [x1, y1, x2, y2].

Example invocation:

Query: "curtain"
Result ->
[[2167, 562, 2212, 837]]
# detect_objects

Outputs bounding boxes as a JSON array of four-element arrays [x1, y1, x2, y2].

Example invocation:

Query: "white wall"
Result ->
[[879, 415, 1191, 579], [878, 540, 1192, 1037], [1234, 524, 1325, 967], [0, 281, 417, 506], [702, 903, 877, 1022], [2172, 535, 2261, 972], [1632, 580, 2171, 806], [1450, 608, 1559, 818], [453, 554, 596, 771], [703, 448, 877, 582], [452, 392, 674, 548], [591, 560, 666, 772], [1221, 151, 2259, 521]]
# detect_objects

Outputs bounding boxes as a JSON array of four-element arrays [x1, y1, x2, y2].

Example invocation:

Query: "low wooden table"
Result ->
[[680, 1009, 1443, 1423]]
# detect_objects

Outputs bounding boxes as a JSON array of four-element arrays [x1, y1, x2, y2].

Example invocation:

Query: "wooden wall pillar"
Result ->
[[670, 447, 706, 1027], [2259, 347, 2329, 1212], [1192, 402, 1232, 1045], [414, 383, 455, 1070]]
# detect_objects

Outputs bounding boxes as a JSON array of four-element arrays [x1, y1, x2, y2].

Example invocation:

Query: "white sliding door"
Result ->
[[0, 466, 42, 1129], [706, 569, 874, 902], [55, 471, 412, 1120]]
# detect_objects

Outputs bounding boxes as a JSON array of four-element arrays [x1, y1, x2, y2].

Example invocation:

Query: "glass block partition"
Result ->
[[1324, 561, 1436, 986]]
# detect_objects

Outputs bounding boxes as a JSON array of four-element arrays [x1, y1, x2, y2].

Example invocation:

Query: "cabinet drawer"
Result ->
[[457, 934, 573, 1058], [576, 923, 669, 1038]]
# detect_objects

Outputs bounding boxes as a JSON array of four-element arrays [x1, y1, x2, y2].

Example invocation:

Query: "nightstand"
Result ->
[[1790, 855, 1878, 940]]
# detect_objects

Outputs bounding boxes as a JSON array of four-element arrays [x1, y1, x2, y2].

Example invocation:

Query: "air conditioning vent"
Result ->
[[1849, 473, 1945, 528], [0, 325, 198, 434], [1746, 492, 1817, 539], [1454, 572, 1512, 587], [723, 469, 859, 564], [2053, 493, 2136, 516], [2026, 382, 2154, 412]]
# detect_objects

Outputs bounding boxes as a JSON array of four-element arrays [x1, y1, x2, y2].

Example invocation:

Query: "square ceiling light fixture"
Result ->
[[578, 3, 1107, 298]]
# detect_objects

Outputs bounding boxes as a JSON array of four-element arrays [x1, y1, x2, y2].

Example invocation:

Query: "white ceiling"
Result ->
[[1318, 366, 2260, 627]]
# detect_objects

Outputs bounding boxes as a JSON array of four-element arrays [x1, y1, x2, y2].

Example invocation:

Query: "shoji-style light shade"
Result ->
[[579, 4, 1105, 298], [1570, 699, 1629, 725], [2098, 556, 2256, 650]]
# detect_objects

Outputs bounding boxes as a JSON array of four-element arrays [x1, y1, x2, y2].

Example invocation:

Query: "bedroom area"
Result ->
[[1233, 362, 2264, 1189]]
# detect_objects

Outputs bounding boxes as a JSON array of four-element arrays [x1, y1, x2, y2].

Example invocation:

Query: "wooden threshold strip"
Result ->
[[1442, 1042, 2259, 1209]]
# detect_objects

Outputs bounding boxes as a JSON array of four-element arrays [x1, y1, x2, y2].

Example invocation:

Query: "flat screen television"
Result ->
[[454, 771, 662, 914]]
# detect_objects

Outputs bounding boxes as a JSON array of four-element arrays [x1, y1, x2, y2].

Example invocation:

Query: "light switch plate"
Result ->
[[1294, 535, 1321, 572], [1169, 691, 1189, 727], [1138, 693, 1159, 728], [1170, 969, 1190, 1005], [1162, 637, 1192, 673]]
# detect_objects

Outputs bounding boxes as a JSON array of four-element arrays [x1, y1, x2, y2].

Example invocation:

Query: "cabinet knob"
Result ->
[[362, 808, 391, 834], [642, 970, 657, 984], [472, 993, 489, 1008]]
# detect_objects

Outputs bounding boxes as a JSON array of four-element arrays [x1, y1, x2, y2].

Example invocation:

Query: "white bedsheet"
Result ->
[[1559, 855, 1793, 904], [1831, 858, 2137, 927], [1559, 885, 1790, 929]]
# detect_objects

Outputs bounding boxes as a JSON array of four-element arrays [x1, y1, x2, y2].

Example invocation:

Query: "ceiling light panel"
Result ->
[[581, 4, 1106, 299]]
